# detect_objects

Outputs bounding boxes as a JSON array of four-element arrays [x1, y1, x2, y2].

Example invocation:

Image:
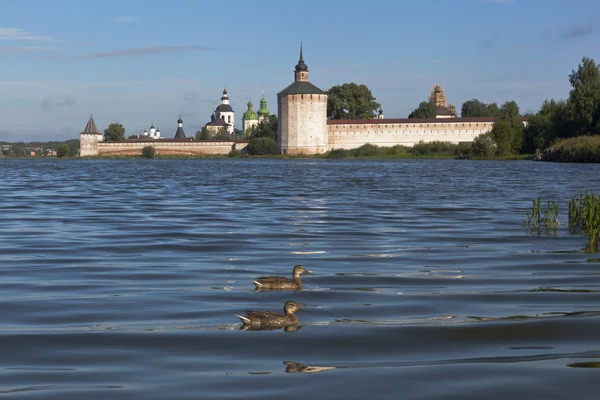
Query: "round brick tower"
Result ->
[[277, 44, 328, 155]]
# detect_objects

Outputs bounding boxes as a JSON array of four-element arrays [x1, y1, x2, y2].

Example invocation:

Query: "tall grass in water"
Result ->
[[569, 192, 600, 253], [522, 197, 560, 235]]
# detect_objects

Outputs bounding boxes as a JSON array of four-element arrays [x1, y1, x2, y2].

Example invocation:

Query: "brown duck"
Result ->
[[236, 301, 304, 329], [252, 265, 312, 290]]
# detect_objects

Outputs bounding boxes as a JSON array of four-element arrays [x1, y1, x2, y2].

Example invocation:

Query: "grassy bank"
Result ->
[[542, 135, 600, 163], [326, 142, 467, 159]]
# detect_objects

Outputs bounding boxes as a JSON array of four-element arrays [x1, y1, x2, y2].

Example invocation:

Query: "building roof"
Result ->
[[216, 103, 233, 112], [277, 81, 327, 96], [206, 117, 228, 127], [82, 115, 101, 134], [174, 126, 186, 139], [435, 106, 455, 116]]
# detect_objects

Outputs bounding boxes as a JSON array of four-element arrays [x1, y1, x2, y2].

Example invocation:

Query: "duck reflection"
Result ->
[[283, 361, 335, 373], [240, 324, 304, 333], [252, 265, 312, 291], [236, 300, 304, 330]]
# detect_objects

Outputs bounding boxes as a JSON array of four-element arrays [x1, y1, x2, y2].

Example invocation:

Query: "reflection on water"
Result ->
[[240, 324, 304, 333], [283, 361, 335, 373], [1, 158, 600, 399]]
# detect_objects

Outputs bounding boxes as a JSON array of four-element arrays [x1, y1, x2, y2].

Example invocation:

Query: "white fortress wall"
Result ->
[[82, 140, 249, 156], [327, 118, 495, 150]]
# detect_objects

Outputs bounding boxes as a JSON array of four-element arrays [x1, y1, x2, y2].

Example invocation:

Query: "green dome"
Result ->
[[243, 100, 258, 121], [258, 95, 269, 116]]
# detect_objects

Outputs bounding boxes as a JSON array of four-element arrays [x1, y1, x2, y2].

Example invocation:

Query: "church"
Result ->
[[242, 91, 270, 132], [204, 88, 235, 135]]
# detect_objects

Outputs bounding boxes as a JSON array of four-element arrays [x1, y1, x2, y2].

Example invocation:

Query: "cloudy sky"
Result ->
[[1, 0, 599, 141]]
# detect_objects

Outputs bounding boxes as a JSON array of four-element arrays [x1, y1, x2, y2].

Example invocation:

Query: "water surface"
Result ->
[[1, 158, 599, 399]]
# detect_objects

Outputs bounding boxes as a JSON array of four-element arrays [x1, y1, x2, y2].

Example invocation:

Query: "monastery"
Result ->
[[80, 45, 505, 157]]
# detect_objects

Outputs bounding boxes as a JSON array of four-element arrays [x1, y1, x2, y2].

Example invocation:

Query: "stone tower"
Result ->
[[79, 114, 103, 156], [429, 84, 447, 108], [277, 44, 328, 155]]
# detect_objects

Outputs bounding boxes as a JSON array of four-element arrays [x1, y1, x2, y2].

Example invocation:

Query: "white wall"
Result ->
[[327, 119, 495, 149]]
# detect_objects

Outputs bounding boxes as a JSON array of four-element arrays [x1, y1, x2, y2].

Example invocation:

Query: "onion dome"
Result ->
[[258, 94, 269, 117], [243, 100, 258, 121]]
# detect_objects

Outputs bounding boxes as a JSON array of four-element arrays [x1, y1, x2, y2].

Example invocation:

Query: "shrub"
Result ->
[[141, 145, 155, 159], [472, 132, 497, 157], [454, 142, 473, 156], [247, 137, 277, 155], [353, 143, 380, 157], [543, 135, 600, 163], [412, 140, 457, 156], [228, 149, 240, 157]]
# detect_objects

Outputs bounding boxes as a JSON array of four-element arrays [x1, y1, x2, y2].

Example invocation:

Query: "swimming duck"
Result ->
[[236, 300, 304, 329], [252, 265, 312, 291]]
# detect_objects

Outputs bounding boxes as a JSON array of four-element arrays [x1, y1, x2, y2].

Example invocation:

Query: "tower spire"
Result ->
[[294, 42, 308, 81]]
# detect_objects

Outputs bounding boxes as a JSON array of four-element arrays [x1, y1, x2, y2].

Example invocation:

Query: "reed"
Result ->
[[522, 197, 560, 235], [568, 192, 600, 253]]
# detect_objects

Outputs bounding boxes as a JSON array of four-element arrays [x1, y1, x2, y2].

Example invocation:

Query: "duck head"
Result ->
[[293, 265, 312, 277], [284, 300, 304, 314]]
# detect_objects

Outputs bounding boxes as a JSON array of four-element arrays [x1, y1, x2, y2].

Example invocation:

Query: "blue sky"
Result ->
[[1, 0, 599, 142]]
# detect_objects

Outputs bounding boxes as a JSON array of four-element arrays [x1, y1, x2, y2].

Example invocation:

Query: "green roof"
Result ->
[[243, 100, 258, 121], [277, 81, 327, 96], [258, 96, 269, 116]]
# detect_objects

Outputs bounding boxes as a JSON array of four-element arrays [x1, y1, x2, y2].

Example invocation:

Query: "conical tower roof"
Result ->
[[82, 115, 101, 134], [295, 42, 308, 72]]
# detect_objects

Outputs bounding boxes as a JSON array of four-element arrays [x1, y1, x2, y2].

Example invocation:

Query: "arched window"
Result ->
[[228, 115, 231, 123]]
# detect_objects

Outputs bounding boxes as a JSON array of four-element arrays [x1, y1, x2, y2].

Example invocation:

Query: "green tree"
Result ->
[[246, 114, 278, 140], [461, 99, 500, 117], [214, 127, 230, 140], [523, 99, 568, 152], [57, 144, 70, 158], [567, 56, 600, 136], [195, 127, 210, 140], [248, 137, 277, 155], [104, 123, 125, 142], [195, 126, 229, 140], [327, 83, 381, 119], [408, 101, 436, 118], [490, 101, 524, 155]]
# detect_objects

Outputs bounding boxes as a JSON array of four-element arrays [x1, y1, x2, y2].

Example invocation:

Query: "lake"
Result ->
[[1, 158, 599, 399]]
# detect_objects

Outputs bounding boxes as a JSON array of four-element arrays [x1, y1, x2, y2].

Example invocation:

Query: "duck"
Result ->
[[252, 265, 312, 291], [236, 300, 304, 329]]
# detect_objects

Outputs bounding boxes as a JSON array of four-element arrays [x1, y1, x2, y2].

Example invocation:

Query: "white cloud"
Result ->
[[0, 28, 55, 42]]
